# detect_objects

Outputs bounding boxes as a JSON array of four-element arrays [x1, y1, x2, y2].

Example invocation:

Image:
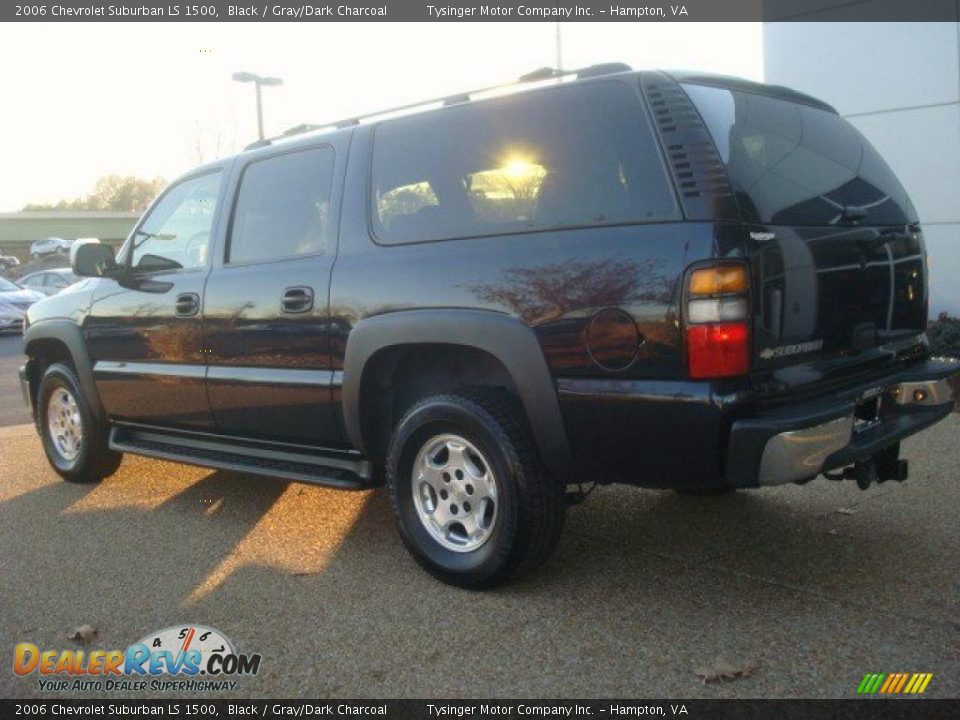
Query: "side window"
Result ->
[[130, 172, 222, 272], [370, 81, 679, 245], [376, 181, 438, 228], [21, 274, 44, 289], [228, 147, 334, 265]]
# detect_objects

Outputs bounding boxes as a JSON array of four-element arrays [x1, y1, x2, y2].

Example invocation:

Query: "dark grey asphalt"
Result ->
[[0, 414, 957, 699], [0, 334, 29, 427]]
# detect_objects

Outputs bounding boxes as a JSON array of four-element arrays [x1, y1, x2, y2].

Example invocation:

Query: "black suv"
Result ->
[[20, 65, 959, 588]]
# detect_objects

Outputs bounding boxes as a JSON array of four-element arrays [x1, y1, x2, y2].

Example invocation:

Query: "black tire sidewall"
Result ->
[[389, 398, 523, 584], [38, 364, 94, 479]]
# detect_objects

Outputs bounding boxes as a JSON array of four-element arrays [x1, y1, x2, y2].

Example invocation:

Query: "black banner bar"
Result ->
[[4, 0, 960, 22], [2, 700, 958, 719]]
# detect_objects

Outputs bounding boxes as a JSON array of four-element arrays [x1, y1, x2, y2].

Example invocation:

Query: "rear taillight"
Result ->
[[684, 264, 750, 379]]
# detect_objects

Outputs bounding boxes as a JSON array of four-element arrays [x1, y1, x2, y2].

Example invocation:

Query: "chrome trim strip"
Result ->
[[93, 362, 344, 388], [758, 415, 854, 486], [93, 361, 206, 380], [207, 366, 334, 386]]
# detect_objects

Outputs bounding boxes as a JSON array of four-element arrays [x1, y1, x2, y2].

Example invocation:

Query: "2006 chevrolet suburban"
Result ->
[[20, 64, 959, 587]]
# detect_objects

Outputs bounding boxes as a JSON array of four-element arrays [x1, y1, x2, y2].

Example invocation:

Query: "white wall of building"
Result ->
[[763, 20, 960, 316]]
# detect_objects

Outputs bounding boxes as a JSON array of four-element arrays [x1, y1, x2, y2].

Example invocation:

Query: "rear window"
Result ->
[[681, 83, 916, 226], [370, 81, 679, 244]]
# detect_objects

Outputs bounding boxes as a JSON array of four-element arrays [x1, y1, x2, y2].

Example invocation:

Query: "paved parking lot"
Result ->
[[0, 333, 957, 699], [0, 335, 29, 427]]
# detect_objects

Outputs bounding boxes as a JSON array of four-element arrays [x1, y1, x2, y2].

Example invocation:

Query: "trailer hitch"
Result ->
[[824, 444, 908, 490]]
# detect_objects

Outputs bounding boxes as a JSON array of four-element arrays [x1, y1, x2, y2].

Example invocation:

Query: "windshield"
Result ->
[[0, 277, 20, 292], [682, 83, 917, 226]]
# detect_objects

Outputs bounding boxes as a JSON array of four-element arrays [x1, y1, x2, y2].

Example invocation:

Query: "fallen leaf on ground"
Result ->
[[837, 507, 858, 515], [70, 625, 98, 644], [695, 658, 759, 685]]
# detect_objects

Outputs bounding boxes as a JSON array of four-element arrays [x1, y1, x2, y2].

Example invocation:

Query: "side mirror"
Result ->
[[72, 242, 118, 278]]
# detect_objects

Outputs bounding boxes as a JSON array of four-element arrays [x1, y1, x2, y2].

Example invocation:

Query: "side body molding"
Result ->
[[342, 309, 573, 483], [23, 319, 105, 421]]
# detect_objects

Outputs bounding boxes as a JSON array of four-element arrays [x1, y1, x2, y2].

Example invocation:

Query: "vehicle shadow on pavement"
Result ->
[[175, 474, 955, 697], [3, 448, 956, 698]]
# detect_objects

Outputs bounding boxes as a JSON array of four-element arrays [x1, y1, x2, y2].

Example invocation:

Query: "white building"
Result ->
[[764, 20, 960, 317]]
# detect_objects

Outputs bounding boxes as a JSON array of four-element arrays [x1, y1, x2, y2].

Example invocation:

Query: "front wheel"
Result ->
[[37, 363, 122, 483], [386, 391, 565, 589]]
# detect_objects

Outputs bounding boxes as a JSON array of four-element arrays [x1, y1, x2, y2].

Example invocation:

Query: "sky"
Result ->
[[0, 22, 763, 212]]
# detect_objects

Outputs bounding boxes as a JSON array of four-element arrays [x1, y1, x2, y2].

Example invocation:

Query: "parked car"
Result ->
[[17, 268, 80, 297], [29, 237, 74, 260], [0, 254, 20, 272], [0, 300, 26, 334], [18, 65, 960, 588], [0, 276, 43, 333]]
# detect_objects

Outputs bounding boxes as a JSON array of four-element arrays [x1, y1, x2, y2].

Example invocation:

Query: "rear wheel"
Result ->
[[37, 363, 122, 483], [386, 390, 565, 589]]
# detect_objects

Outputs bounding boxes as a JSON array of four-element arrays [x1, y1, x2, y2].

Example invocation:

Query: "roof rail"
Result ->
[[243, 62, 632, 151]]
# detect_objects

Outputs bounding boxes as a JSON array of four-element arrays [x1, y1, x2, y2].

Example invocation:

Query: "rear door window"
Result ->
[[228, 147, 335, 264], [371, 81, 679, 244], [681, 83, 916, 226]]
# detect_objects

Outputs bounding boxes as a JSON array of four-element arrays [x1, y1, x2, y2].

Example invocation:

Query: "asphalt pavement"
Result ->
[[0, 377, 957, 698], [0, 334, 29, 427]]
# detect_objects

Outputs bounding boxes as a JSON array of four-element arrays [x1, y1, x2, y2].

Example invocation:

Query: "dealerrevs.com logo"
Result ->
[[13, 625, 261, 693]]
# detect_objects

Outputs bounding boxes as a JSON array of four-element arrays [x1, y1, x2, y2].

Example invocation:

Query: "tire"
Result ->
[[37, 362, 122, 483], [386, 390, 565, 589]]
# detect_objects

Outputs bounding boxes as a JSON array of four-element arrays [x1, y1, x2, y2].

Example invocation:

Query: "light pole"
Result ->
[[232, 71, 283, 141]]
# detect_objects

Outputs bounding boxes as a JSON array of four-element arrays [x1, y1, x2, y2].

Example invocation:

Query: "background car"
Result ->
[[0, 275, 43, 334], [0, 299, 26, 334], [0, 254, 20, 272], [16, 268, 80, 297], [29, 236, 74, 260]]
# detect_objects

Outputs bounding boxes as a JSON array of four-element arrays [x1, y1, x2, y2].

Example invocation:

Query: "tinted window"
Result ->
[[682, 83, 916, 226], [131, 172, 222, 272], [229, 147, 334, 264], [371, 81, 678, 244], [20, 275, 44, 289], [48, 273, 73, 289]]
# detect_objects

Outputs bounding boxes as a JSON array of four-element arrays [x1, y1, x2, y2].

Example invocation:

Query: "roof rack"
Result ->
[[244, 62, 632, 151]]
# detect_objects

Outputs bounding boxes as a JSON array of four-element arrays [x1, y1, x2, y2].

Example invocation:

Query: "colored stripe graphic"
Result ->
[[894, 673, 909, 693], [857, 672, 933, 694]]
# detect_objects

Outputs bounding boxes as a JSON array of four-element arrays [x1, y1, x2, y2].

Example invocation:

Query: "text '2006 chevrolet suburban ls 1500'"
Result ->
[[20, 64, 959, 588]]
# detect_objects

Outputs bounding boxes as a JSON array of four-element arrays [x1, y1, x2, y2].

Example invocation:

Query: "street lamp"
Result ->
[[232, 71, 283, 141]]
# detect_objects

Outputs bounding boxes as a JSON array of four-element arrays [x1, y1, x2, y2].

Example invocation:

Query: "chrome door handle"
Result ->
[[175, 292, 200, 317], [281, 286, 314, 314]]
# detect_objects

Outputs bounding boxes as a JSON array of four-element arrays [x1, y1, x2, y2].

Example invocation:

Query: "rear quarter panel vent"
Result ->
[[641, 72, 738, 222]]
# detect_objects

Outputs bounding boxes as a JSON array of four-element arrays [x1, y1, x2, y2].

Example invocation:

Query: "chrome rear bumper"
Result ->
[[726, 358, 959, 487]]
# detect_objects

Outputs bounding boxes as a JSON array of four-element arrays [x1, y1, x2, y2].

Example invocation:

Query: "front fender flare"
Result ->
[[23, 319, 105, 421], [342, 309, 573, 483]]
